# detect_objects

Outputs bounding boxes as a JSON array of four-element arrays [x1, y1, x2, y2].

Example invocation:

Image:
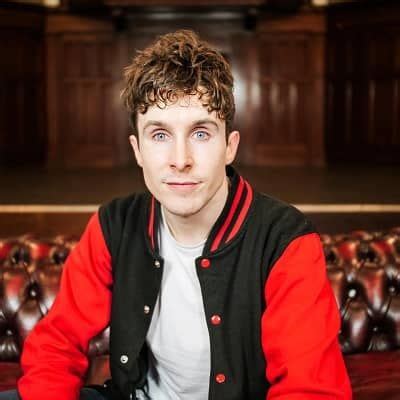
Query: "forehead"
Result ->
[[137, 94, 224, 131]]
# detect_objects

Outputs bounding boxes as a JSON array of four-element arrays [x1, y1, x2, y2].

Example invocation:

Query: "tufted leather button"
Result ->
[[215, 373, 226, 384], [348, 288, 357, 299], [52, 247, 69, 264], [1, 226, 400, 378], [211, 315, 221, 325], [144, 305, 151, 314]]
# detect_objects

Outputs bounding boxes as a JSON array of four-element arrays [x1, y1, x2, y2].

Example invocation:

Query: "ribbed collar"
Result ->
[[146, 165, 254, 256]]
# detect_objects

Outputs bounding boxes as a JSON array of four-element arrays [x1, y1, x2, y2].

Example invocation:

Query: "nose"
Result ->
[[170, 137, 193, 172]]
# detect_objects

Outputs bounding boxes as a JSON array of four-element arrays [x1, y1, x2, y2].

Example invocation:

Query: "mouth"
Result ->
[[165, 181, 200, 192]]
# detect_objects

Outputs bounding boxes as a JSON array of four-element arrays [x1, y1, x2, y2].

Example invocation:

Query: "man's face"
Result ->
[[129, 94, 240, 218]]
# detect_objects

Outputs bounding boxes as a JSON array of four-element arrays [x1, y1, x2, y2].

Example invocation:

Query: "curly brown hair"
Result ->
[[121, 29, 235, 135]]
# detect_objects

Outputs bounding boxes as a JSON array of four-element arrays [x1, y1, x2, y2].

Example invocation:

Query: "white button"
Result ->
[[348, 288, 357, 299], [144, 305, 151, 314], [154, 260, 160, 268], [120, 355, 128, 364]]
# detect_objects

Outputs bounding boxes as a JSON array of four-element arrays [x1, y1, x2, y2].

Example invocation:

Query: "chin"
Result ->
[[162, 198, 203, 218]]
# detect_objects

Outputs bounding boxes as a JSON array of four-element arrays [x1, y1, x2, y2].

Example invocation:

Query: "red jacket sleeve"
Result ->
[[262, 233, 352, 399], [18, 212, 112, 400]]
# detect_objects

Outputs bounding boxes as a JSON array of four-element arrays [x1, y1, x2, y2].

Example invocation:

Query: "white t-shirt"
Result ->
[[141, 207, 211, 400]]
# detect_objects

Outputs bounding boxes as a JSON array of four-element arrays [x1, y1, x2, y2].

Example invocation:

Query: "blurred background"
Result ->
[[1, 0, 399, 236]]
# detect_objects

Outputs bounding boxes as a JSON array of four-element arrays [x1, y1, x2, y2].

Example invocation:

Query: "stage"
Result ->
[[1, 164, 399, 236]]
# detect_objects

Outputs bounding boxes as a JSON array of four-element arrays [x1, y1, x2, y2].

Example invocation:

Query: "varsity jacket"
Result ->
[[18, 166, 352, 400]]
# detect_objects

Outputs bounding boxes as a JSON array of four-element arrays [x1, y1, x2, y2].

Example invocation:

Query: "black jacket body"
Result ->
[[97, 166, 315, 400]]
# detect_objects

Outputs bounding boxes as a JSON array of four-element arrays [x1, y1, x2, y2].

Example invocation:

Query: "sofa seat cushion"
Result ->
[[0, 363, 21, 391], [345, 350, 400, 400], [0, 356, 111, 392]]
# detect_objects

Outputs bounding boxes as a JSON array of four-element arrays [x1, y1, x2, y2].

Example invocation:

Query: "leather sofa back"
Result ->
[[1, 227, 399, 362]]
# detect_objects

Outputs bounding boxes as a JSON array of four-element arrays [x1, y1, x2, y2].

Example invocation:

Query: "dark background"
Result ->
[[1, 0, 400, 236], [2, 0, 400, 168]]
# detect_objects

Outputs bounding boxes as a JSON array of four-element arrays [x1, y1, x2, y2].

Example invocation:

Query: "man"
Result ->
[[1, 30, 352, 399]]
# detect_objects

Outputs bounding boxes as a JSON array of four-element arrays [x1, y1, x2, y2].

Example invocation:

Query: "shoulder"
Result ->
[[250, 192, 318, 267], [253, 192, 315, 236], [97, 192, 149, 255], [98, 192, 147, 221]]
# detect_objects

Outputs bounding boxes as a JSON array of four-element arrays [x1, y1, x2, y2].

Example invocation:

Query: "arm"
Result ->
[[262, 233, 352, 399], [18, 212, 112, 400]]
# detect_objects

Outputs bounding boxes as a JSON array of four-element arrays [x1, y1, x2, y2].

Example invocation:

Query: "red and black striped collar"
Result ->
[[146, 166, 254, 254]]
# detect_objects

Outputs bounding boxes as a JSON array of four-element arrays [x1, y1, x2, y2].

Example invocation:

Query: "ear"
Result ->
[[129, 134, 143, 167], [225, 130, 240, 165]]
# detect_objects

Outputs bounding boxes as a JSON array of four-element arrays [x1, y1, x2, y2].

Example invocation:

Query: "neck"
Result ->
[[162, 177, 229, 246]]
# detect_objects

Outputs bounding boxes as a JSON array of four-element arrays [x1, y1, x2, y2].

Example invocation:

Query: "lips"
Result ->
[[165, 181, 200, 193], [167, 182, 198, 185]]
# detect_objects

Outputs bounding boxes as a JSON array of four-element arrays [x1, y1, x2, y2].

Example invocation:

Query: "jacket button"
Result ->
[[200, 258, 211, 268], [211, 314, 221, 325], [120, 355, 129, 364], [144, 305, 151, 314], [154, 260, 160, 268], [215, 373, 226, 384]]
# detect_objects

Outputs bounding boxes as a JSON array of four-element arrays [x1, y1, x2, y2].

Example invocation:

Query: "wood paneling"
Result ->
[[248, 12, 326, 166], [0, 8, 45, 166], [0, 212, 90, 237], [45, 15, 131, 167], [1, 4, 328, 168], [326, 3, 400, 164]]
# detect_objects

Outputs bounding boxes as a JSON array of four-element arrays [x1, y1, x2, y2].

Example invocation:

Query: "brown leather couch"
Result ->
[[1, 228, 400, 399]]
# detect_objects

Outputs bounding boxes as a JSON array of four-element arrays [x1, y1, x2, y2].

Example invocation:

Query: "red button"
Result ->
[[211, 315, 221, 325], [200, 258, 211, 268], [215, 373, 226, 384]]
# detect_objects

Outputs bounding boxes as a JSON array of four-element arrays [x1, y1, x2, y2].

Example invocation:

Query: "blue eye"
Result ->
[[194, 131, 209, 140], [153, 132, 167, 141]]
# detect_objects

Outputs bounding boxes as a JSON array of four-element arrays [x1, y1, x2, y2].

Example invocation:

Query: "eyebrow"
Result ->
[[142, 120, 169, 131], [192, 119, 219, 130], [142, 119, 219, 132]]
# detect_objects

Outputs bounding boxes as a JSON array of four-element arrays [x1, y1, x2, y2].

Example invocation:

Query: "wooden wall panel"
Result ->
[[248, 12, 326, 166], [1, 5, 328, 168], [45, 15, 131, 168], [3, 3, 400, 168], [326, 3, 400, 164], [0, 8, 45, 166]]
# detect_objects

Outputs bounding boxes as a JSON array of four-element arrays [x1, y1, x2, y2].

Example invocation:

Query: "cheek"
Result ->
[[141, 145, 167, 168], [194, 140, 227, 162], [140, 147, 170, 190], [204, 155, 226, 173]]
